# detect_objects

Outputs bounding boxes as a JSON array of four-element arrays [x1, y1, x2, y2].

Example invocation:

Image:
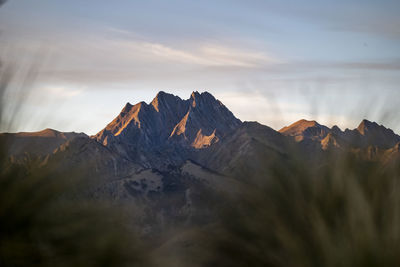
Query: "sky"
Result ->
[[0, 0, 399, 134]]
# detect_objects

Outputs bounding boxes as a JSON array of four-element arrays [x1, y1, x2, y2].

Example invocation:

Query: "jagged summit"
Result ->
[[280, 118, 400, 150], [121, 102, 133, 112], [353, 119, 400, 148], [357, 119, 380, 135], [190, 91, 216, 107], [151, 91, 184, 112], [331, 125, 342, 133], [93, 91, 241, 166], [280, 119, 319, 132]]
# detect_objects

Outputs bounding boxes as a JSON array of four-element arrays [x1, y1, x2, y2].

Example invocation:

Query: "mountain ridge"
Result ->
[[2, 91, 400, 169], [280, 118, 400, 151]]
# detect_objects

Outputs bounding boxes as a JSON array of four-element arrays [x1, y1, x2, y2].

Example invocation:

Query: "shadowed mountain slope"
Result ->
[[348, 119, 400, 149], [94, 91, 241, 168], [198, 121, 292, 181]]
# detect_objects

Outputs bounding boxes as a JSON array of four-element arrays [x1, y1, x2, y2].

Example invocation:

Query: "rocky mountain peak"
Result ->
[[190, 90, 200, 100], [94, 91, 242, 166], [279, 119, 330, 142], [357, 119, 380, 135], [353, 119, 400, 148], [189, 91, 217, 108], [121, 102, 133, 113], [150, 91, 184, 112], [279, 119, 319, 134], [331, 125, 342, 134]]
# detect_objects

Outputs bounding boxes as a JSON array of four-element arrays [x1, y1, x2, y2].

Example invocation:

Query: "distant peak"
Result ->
[[279, 119, 320, 133], [154, 91, 176, 100], [299, 119, 319, 125], [37, 128, 60, 137], [42, 128, 59, 133], [359, 119, 375, 126], [357, 119, 379, 134], [191, 91, 200, 98], [190, 91, 214, 99], [151, 91, 182, 112], [156, 90, 168, 96], [331, 125, 342, 133], [290, 119, 319, 127], [190, 91, 216, 107], [121, 102, 133, 113], [95, 90, 241, 148], [16, 128, 61, 138], [190, 91, 200, 106]]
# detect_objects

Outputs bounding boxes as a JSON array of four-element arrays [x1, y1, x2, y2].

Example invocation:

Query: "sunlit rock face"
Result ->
[[279, 119, 331, 142], [94, 91, 241, 167]]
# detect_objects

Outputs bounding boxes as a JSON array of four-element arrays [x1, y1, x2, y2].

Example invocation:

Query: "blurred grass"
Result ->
[[198, 151, 400, 267], [0, 60, 150, 266], [3, 54, 400, 267], [3, 56, 400, 267]]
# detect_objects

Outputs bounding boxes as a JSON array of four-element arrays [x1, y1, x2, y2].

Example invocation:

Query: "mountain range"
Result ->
[[2, 91, 400, 234]]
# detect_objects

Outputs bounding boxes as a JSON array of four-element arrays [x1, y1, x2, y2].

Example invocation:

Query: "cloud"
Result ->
[[1, 30, 281, 86], [41, 86, 82, 98], [97, 37, 278, 68]]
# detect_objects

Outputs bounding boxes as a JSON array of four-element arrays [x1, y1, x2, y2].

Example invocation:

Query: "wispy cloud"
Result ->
[[42, 86, 82, 98], [100, 34, 279, 68], [2, 29, 281, 85]]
